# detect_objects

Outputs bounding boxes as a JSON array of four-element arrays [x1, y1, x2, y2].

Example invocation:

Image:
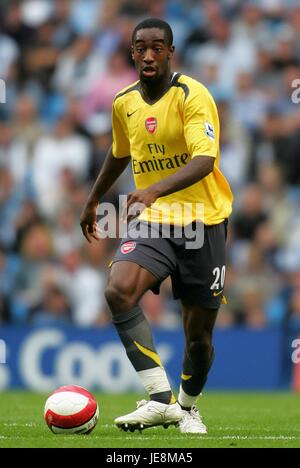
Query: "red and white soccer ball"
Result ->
[[44, 385, 99, 434]]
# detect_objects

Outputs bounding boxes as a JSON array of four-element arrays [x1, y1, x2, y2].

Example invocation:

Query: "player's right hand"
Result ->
[[80, 203, 101, 243]]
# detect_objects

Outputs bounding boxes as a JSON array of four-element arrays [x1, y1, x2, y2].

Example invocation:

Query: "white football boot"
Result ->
[[179, 405, 207, 434], [115, 399, 182, 432]]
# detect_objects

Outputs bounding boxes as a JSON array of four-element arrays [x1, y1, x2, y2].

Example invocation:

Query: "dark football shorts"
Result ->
[[111, 219, 228, 308]]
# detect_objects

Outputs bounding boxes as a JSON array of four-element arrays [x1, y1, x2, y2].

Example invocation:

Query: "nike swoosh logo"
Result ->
[[127, 110, 138, 117], [213, 290, 224, 297]]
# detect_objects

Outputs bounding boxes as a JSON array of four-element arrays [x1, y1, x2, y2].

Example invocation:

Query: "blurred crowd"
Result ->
[[1, 0, 300, 329]]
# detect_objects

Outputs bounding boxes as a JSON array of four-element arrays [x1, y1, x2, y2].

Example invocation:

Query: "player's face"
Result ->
[[132, 28, 174, 83]]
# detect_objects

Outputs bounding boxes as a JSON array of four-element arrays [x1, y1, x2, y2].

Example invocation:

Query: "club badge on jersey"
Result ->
[[145, 117, 157, 134]]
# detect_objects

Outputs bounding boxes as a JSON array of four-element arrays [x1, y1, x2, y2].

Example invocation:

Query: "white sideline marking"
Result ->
[[1, 435, 299, 442], [112, 435, 300, 441], [3, 423, 37, 427]]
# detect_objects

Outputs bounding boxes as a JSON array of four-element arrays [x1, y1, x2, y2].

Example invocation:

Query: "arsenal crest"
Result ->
[[121, 241, 136, 254], [145, 117, 157, 134]]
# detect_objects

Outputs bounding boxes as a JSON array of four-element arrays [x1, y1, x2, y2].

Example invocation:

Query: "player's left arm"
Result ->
[[125, 155, 214, 215], [125, 86, 218, 220]]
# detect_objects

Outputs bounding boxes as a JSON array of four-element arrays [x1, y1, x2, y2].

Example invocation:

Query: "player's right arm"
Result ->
[[80, 146, 130, 243], [80, 97, 131, 242]]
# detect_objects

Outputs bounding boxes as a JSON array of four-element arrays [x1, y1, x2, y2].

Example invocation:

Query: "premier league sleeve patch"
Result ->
[[204, 122, 215, 141]]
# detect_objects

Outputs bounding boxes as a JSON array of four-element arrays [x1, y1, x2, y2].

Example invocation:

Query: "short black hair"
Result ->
[[132, 18, 173, 46]]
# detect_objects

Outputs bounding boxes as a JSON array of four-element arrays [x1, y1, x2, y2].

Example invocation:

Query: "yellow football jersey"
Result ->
[[112, 73, 233, 225]]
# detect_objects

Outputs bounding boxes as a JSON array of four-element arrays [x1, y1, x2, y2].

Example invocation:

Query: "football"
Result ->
[[44, 385, 99, 434]]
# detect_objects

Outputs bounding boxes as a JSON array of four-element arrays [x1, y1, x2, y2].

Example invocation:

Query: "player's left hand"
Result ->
[[122, 188, 159, 223]]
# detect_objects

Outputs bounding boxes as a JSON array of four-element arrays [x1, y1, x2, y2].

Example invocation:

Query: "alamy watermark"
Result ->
[[96, 196, 205, 249], [0, 79, 6, 104], [0, 339, 6, 364], [291, 339, 300, 364], [291, 79, 300, 103]]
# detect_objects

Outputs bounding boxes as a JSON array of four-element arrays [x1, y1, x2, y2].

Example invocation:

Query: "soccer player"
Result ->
[[80, 18, 233, 433]]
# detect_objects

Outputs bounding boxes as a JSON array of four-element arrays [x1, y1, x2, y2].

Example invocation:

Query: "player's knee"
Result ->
[[104, 281, 136, 313], [187, 334, 213, 364]]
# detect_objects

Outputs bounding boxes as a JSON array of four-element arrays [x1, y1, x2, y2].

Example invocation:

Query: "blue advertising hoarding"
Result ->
[[0, 325, 284, 391]]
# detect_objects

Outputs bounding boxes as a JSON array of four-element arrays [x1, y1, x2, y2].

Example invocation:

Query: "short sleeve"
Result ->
[[112, 101, 131, 158], [183, 87, 219, 159]]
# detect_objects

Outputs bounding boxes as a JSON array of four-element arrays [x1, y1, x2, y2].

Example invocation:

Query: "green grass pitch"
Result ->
[[0, 392, 300, 448]]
